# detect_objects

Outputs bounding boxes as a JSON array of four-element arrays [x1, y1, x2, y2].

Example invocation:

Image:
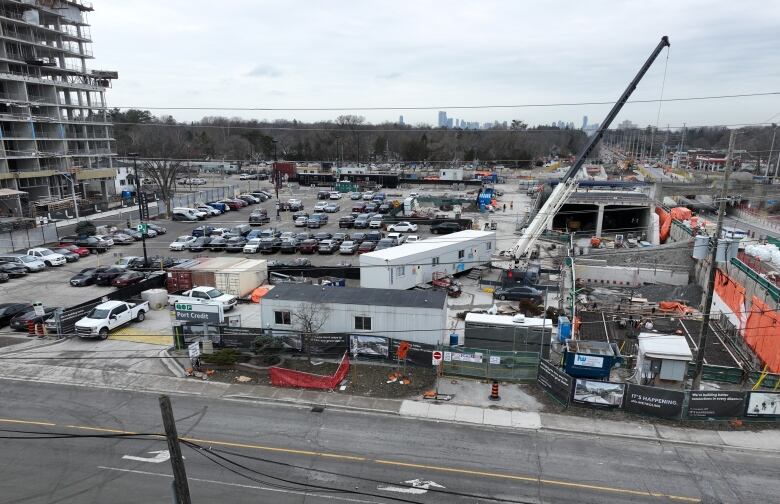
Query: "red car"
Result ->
[[297, 239, 318, 254], [111, 271, 145, 287], [357, 241, 376, 254], [58, 243, 90, 257], [232, 198, 248, 208], [219, 199, 241, 211]]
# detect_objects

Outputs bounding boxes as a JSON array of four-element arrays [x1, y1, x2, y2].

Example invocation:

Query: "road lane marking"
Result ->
[[178, 435, 367, 461], [0, 417, 56, 427], [66, 425, 141, 435], [98, 466, 384, 503], [122, 450, 171, 463], [373, 459, 701, 503]]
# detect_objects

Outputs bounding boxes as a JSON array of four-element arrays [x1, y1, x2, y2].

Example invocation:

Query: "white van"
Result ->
[[173, 207, 204, 221]]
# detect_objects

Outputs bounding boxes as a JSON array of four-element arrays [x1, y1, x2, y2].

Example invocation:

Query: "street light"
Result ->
[[127, 152, 148, 265]]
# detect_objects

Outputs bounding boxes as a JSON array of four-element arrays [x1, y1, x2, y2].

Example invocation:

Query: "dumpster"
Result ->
[[563, 340, 621, 379]]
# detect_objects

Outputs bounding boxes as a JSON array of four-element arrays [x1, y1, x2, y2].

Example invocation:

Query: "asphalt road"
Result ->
[[1, 381, 778, 503]]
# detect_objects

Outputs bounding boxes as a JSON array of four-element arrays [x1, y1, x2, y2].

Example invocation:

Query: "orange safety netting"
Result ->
[[670, 207, 692, 221], [656, 207, 671, 243], [714, 270, 746, 321], [744, 296, 780, 372]]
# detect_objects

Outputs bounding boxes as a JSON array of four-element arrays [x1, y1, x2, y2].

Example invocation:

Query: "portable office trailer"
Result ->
[[214, 259, 268, 298], [464, 313, 553, 356], [359, 230, 496, 290], [189, 257, 247, 289]]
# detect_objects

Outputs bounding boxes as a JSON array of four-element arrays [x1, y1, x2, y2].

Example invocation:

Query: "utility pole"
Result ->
[[272, 140, 279, 200], [765, 127, 776, 178], [692, 130, 736, 390], [128, 153, 148, 265], [159, 395, 191, 504]]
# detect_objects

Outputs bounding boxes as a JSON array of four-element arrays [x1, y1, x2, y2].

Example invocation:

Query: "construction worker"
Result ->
[[510, 201, 514, 210], [502, 203, 506, 212]]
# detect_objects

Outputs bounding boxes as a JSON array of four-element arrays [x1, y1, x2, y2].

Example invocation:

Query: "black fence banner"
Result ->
[[537, 360, 573, 405], [219, 326, 260, 349], [688, 391, 746, 419], [350, 335, 390, 358], [744, 391, 780, 418], [624, 384, 684, 420], [308, 333, 348, 355], [572, 379, 625, 408], [389, 339, 435, 367]]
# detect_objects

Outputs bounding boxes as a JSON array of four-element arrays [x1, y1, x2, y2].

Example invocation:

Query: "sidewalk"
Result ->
[[1, 355, 778, 453]]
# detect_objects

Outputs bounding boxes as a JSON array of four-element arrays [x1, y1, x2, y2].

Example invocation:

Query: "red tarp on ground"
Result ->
[[744, 296, 780, 373], [269, 353, 350, 390], [658, 301, 695, 315], [670, 207, 692, 222], [714, 270, 746, 322]]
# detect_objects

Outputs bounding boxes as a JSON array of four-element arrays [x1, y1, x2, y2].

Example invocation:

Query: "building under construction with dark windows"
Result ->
[[0, 0, 116, 219]]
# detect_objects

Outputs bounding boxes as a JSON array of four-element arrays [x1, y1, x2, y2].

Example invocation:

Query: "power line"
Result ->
[[110, 91, 780, 112]]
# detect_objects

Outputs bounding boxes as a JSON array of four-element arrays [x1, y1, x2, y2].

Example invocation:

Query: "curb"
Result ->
[[222, 394, 402, 416], [0, 336, 66, 356], [161, 348, 187, 378]]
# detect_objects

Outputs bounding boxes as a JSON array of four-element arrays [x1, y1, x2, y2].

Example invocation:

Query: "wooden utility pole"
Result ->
[[159, 395, 191, 504], [692, 130, 736, 390]]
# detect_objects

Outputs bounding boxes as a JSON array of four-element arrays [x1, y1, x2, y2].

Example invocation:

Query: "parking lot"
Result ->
[[1, 179, 531, 314]]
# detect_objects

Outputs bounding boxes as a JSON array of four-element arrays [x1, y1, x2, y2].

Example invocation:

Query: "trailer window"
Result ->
[[458, 250, 465, 259], [274, 311, 291, 325], [355, 316, 372, 331], [396, 266, 405, 277], [432, 257, 439, 266], [486, 242, 492, 250]]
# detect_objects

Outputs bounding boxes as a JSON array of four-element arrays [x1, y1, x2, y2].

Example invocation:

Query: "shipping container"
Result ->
[[175, 257, 247, 292], [165, 258, 202, 293], [273, 161, 297, 181], [214, 259, 268, 297]]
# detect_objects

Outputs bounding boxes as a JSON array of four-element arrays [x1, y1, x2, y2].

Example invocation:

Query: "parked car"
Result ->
[[208, 236, 228, 251], [329, 191, 342, 200], [191, 225, 214, 237], [59, 236, 109, 253], [111, 233, 135, 245], [147, 223, 168, 235], [225, 236, 248, 252], [318, 239, 339, 254], [352, 202, 367, 213], [362, 192, 375, 200], [95, 267, 126, 286], [74, 300, 149, 339], [121, 228, 143, 241], [354, 214, 370, 228], [375, 238, 397, 251], [307, 216, 324, 229], [93, 234, 115, 247], [364, 231, 383, 242], [0, 254, 45, 272], [387, 221, 418, 233], [57, 243, 90, 257], [189, 236, 212, 252], [317, 190, 331, 200], [69, 267, 104, 286], [364, 202, 379, 213], [111, 271, 146, 287], [493, 285, 544, 303], [294, 215, 308, 227], [357, 241, 376, 254], [339, 241, 358, 254], [238, 194, 260, 204], [332, 232, 349, 244], [239, 173, 257, 180], [9, 306, 60, 331], [197, 204, 221, 217], [249, 192, 269, 202], [218, 199, 241, 211], [230, 224, 252, 237], [323, 203, 339, 213], [313, 202, 329, 212], [406, 235, 420, 243], [387, 232, 406, 244], [431, 222, 462, 234], [279, 239, 298, 254], [51, 248, 80, 262], [0, 261, 28, 277], [338, 216, 355, 228], [243, 238, 262, 254], [350, 192, 362, 200], [207, 202, 228, 213], [350, 232, 367, 244], [26, 248, 66, 267], [368, 216, 384, 229], [314, 232, 333, 242], [0, 303, 33, 327], [172, 210, 199, 221], [169, 235, 197, 251], [298, 239, 319, 254], [258, 237, 282, 253], [287, 199, 304, 211]]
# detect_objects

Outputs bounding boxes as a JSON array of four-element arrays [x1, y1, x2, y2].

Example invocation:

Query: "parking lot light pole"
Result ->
[[272, 140, 279, 200], [128, 152, 148, 265]]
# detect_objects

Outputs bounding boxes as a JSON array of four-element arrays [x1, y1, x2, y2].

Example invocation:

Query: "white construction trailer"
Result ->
[[359, 230, 496, 290]]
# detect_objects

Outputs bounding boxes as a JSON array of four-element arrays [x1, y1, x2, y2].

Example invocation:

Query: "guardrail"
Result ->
[[730, 257, 780, 302]]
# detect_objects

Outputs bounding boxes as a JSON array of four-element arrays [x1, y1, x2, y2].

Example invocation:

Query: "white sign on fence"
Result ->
[[574, 354, 604, 368]]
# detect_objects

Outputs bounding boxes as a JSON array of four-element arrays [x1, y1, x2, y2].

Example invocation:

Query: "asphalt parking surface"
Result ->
[[0, 183, 442, 310]]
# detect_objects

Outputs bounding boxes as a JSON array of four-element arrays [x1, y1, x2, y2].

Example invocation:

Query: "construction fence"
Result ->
[[439, 346, 540, 381]]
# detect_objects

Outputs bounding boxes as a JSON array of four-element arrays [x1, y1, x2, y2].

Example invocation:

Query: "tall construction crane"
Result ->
[[509, 36, 670, 261]]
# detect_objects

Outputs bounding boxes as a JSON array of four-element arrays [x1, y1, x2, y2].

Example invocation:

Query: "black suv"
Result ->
[[431, 222, 462, 235], [249, 209, 269, 225]]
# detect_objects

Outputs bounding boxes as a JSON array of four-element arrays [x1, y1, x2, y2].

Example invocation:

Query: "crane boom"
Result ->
[[510, 36, 670, 260]]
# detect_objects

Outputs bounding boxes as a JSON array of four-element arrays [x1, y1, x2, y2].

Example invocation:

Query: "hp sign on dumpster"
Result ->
[[174, 303, 223, 324]]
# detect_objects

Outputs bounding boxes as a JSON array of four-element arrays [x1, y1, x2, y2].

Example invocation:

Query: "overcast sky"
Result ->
[[90, 0, 780, 128]]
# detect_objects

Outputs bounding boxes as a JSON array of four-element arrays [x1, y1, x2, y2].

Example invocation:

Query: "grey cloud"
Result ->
[[246, 65, 282, 78], [377, 72, 402, 80]]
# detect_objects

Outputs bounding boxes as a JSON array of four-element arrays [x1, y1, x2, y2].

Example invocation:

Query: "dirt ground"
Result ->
[[203, 357, 437, 399]]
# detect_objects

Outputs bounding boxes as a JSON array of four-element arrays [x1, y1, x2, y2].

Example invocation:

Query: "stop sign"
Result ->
[[432, 351, 443, 365]]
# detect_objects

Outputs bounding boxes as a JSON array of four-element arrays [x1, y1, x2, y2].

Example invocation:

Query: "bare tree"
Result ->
[[292, 302, 330, 362], [142, 159, 184, 219]]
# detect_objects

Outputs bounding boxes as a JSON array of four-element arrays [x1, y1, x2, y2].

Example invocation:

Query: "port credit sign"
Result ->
[[174, 303, 223, 324]]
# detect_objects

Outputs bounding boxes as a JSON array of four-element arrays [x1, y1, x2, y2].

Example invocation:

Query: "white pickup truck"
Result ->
[[167, 286, 237, 311], [75, 300, 149, 339]]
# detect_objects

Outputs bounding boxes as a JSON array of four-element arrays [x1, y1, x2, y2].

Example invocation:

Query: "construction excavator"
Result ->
[[507, 36, 670, 263]]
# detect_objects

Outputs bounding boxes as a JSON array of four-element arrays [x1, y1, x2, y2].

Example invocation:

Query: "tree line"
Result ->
[[109, 109, 590, 167]]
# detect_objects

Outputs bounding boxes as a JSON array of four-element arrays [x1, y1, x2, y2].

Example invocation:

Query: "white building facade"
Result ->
[[360, 230, 496, 290]]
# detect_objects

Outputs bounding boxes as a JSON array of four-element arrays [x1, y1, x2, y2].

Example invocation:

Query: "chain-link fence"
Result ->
[[440, 345, 540, 381]]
